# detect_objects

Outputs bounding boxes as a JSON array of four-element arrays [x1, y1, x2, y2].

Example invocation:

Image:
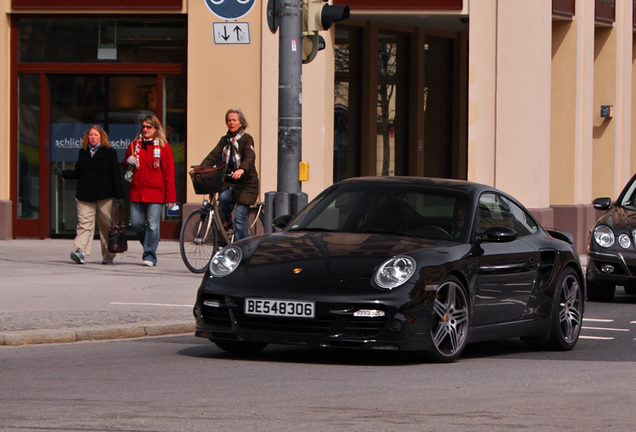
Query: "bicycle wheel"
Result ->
[[246, 206, 266, 236], [179, 208, 219, 273]]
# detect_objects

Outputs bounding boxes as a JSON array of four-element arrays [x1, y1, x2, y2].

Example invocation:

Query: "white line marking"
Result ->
[[582, 326, 630, 332], [580, 335, 614, 340], [110, 302, 192, 308], [583, 318, 614, 323], [630, 321, 636, 325]]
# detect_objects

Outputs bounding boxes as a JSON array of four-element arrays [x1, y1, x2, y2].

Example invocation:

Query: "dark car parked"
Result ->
[[587, 172, 636, 301], [193, 177, 584, 362]]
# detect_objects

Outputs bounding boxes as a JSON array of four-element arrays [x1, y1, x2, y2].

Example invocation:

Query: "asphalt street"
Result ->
[[0, 238, 201, 345], [0, 237, 590, 347]]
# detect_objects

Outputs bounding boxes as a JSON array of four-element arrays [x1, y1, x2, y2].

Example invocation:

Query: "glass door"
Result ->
[[50, 74, 157, 236], [48, 74, 186, 238]]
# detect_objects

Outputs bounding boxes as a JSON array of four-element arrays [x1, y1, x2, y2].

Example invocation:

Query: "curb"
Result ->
[[0, 321, 195, 346]]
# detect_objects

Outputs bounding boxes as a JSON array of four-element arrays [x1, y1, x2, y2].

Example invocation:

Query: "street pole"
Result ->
[[264, 0, 346, 226], [277, 0, 303, 201]]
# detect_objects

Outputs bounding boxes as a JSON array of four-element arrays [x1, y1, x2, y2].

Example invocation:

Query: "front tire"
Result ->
[[426, 276, 470, 363], [623, 281, 636, 295], [586, 279, 615, 302], [212, 339, 268, 356], [179, 208, 219, 273]]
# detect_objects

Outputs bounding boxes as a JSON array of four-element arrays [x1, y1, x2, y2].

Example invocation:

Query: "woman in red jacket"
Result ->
[[123, 115, 176, 267]]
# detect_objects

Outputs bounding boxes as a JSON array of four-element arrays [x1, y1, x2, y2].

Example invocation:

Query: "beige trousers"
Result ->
[[74, 197, 115, 262]]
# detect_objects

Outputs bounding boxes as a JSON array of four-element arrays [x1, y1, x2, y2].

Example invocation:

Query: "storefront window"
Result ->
[[164, 74, 186, 220], [377, 32, 406, 176], [19, 18, 186, 64], [334, 27, 361, 183], [17, 74, 40, 219], [50, 75, 159, 235], [423, 36, 455, 178]]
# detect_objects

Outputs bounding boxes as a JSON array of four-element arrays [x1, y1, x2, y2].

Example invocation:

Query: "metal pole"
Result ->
[[277, 0, 303, 203]]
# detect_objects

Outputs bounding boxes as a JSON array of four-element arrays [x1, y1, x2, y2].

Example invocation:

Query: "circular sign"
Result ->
[[204, 0, 256, 20]]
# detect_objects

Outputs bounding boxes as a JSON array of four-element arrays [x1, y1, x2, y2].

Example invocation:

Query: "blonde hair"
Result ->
[[137, 115, 168, 147], [81, 125, 110, 150]]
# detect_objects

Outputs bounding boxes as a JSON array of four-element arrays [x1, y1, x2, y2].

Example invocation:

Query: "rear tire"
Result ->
[[246, 206, 265, 236], [548, 268, 583, 351], [179, 208, 219, 273], [586, 279, 615, 302], [212, 339, 268, 356]]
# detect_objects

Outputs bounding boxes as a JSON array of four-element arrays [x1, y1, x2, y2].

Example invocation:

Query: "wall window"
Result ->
[[17, 74, 40, 219], [377, 32, 407, 176], [334, 27, 361, 183], [423, 36, 455, 178], [19, 18, 186, 64]]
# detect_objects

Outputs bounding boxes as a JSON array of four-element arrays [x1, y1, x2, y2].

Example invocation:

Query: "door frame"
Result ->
[[10, 18, 184, 238]]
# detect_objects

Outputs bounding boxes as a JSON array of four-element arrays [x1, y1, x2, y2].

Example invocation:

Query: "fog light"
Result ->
[[601, 264, 615, 273], [353, 309, 385, 318], [203, 300, 220, 307], [388, 320, 403, 332]]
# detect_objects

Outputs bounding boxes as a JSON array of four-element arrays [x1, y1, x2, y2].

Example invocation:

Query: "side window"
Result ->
[[477, 193, 524, 232], [477, 193, 498, 231], [500, 196, 538, 237]]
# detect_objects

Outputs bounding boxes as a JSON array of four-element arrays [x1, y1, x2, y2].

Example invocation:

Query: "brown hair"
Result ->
[[81, 125, 111, 150]]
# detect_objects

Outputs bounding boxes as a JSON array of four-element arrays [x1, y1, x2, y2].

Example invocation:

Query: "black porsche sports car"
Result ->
[[193, 177, 584, 362], [587, 172, 636, 301]]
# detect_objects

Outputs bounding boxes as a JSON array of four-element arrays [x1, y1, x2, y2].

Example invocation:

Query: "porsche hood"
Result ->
[[243, 231, 438, 282]]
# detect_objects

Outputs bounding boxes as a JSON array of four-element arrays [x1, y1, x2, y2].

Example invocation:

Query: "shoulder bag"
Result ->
[[108, 204, 128, 253]]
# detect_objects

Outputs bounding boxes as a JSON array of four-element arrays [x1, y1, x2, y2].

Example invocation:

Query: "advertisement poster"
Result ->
[[51, 123, 140, 163]]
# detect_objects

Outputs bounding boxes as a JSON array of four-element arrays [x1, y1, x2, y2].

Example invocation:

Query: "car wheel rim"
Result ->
[[559, 274, 582, 342], [432, 281, 469, 357]]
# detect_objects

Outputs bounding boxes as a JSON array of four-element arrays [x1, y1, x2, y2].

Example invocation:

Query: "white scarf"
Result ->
[[222, 130, 243, 169]]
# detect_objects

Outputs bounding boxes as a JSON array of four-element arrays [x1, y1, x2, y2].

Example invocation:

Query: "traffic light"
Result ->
[[304, 0, 350, 33], [302, 0, 350, 63]]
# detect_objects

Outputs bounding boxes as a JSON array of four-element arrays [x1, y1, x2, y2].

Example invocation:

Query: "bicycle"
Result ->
[[179, 192, 265, 273]]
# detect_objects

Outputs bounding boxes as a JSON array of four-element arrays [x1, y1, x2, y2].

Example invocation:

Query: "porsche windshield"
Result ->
[[287, 185, 471, 241]]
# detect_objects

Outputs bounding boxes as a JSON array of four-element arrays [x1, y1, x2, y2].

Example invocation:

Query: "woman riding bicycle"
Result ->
[[199, 109, 259, 241]]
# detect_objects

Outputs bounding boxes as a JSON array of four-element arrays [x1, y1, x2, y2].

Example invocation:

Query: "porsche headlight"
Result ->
[[618, 233, 631, 249], [209, 246, 243, 277], [593, 225, 615, 248], [374, 256, 416, 290]]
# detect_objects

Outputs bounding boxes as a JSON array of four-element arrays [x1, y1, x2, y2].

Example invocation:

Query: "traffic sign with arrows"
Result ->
[[212, 22, 250, 44]]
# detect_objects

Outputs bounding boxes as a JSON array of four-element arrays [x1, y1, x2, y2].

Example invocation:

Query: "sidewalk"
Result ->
[[0, 238, 202, 346]]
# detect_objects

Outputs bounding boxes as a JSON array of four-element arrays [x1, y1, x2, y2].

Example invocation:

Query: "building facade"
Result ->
[[0, 0, 634, 256]]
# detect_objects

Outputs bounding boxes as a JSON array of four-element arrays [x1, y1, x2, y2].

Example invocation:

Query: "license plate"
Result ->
[[245, 298, 315, 318]]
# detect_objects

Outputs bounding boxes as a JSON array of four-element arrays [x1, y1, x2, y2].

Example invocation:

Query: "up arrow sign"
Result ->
[[213, 22, 250, 45]]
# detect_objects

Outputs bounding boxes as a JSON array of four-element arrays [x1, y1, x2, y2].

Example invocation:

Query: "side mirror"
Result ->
[[478, 226, 517, 243], [592, 197, 611, 210], [272, 214, 294, 230]]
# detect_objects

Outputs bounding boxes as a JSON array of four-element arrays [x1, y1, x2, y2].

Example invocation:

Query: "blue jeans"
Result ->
[[219, 188, 249, 241], [130, 202, 163, 265]]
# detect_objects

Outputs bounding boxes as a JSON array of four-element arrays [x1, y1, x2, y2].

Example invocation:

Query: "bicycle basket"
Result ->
[[189, 165, 224, 194]]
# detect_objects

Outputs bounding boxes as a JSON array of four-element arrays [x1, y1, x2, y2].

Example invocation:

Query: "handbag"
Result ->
[[189, 163, 224, 194], [108, 204, 128, 253]]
